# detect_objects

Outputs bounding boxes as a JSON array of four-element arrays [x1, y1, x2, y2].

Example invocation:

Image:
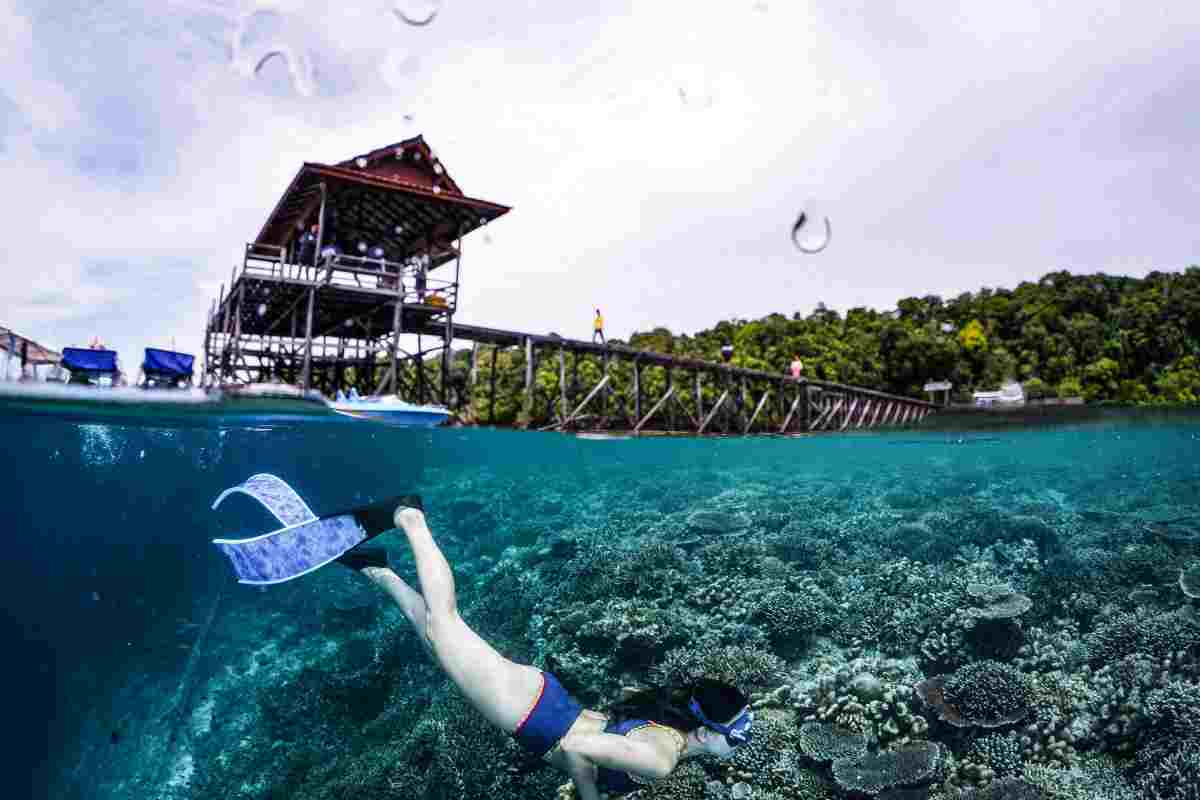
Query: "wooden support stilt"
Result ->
[[441, 314, 451, 407], [633, 358, 642, 424], [745, 389, 771, 434], [666, 366, 675, 431], [781, 390, 803, 433], [558, 374, 611, 430], [523, 338, 533, 423], [856, 398, 874, 428], [602, 352, 610, 426], [801, 385, 813, 431], [488, 345, 499, 423], [671, 391, 699, 429], [694, 371, 703, 423], [868, 400, 884, 428], [300, 286, 316, 390], [699, 389, 730, 434], [839, 396, 860, 431], [559, 347, 567, 423], [388, 300, 401, 397], [814, 395, 843, 431], [634, 385, 675, 434]]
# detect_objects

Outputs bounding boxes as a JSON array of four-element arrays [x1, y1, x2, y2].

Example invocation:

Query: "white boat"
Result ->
[[330, 389, 451, 427]]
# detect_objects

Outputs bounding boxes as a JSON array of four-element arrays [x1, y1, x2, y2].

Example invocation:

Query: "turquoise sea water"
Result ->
[[6, 409, 1200, 799]]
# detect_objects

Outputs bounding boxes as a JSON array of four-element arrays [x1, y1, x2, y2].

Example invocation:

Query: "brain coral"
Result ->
[[917, 661, 1033, 728]]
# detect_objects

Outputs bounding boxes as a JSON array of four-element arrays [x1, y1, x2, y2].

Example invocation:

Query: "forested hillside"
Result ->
[[628, 267, 1200, 404]]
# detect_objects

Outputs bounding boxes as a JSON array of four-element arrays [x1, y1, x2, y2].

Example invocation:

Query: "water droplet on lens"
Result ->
[[381, 50, 421, 88], [393, 0, 440, 26], [229, 7, 315, 97], [791, 199, 832, 254]]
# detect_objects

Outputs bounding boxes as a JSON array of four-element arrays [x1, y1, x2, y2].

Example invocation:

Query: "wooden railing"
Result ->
[[239, 243, 459, 311]]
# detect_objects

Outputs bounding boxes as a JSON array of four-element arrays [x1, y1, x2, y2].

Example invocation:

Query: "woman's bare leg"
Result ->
[[360, 567, 435, 657], [389, 505, 543, 733]]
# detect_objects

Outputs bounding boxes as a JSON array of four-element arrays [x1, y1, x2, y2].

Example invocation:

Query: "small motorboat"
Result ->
[[330, 388, 451, 427]]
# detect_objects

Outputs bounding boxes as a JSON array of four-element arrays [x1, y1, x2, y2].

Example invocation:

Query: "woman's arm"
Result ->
[[564, 753, 602, 800], [562, 731, 674, 782]]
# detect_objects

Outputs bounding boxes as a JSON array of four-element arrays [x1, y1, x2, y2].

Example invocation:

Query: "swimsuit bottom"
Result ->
[[511, 671, 584, 759]]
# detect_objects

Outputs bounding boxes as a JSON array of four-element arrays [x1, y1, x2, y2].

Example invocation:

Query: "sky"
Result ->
[[1, 0, 1197, 371]]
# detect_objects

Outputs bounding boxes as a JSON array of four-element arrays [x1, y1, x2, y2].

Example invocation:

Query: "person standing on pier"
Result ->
[[297, 224, 318, 265], [593, 308, 606, 344], [790, 354, 804, 379]]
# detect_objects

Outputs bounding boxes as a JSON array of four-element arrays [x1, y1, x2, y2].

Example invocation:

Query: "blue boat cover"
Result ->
[[62, 347, 118, 373], [143, 348, 195, 377]]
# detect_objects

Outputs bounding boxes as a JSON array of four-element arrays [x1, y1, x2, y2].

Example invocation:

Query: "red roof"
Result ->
[[254, 135, 510, 257]]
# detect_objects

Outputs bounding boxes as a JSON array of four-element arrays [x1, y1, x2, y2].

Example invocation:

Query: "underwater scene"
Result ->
[[7, 410, 1200, 800]]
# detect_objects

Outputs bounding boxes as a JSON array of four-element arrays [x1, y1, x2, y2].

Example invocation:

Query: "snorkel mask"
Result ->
[[687, 698, 753, 747]]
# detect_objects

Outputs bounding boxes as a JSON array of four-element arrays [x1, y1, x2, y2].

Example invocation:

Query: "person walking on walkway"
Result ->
[[592, 308, 606, 344], [789, 354, 804, 379]]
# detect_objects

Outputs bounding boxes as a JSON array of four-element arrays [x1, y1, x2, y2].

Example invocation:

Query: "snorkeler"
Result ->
[[338, 497, 754, 799]]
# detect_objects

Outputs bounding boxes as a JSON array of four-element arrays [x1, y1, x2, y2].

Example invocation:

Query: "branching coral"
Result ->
[[1084, 608, 1200, 664]]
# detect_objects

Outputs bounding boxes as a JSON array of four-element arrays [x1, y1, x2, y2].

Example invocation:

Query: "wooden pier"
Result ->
[[203, 136, 935, 435], [411, 320, 935, 434]]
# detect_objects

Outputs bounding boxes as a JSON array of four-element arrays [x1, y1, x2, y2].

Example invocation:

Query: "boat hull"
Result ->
[[329, 403, 450, 427]]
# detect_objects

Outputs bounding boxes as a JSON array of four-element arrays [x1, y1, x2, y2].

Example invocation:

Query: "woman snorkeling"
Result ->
[[337, 496, 754, 799]]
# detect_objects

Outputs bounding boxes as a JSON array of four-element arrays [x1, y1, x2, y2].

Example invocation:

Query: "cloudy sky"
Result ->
[[1, 0, 1197, 368]]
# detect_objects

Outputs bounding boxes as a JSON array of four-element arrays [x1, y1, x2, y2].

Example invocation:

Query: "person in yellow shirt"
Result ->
[[593, 308, 605, 344]]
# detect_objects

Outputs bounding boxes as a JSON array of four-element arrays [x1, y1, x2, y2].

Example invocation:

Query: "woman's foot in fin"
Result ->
[[396, 494, 423, 512], [336, 546, 390, 572], [393, 495, 426, 529]]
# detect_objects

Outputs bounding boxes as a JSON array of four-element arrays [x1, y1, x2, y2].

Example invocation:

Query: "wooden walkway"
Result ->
[[408, 318, 937, 434]]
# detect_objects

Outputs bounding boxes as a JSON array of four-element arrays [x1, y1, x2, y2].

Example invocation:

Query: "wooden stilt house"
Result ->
[[204, 135, 510, 403]]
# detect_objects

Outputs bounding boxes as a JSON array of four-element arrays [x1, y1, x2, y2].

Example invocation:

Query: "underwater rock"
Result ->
[[831, 741, 942, 794]]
